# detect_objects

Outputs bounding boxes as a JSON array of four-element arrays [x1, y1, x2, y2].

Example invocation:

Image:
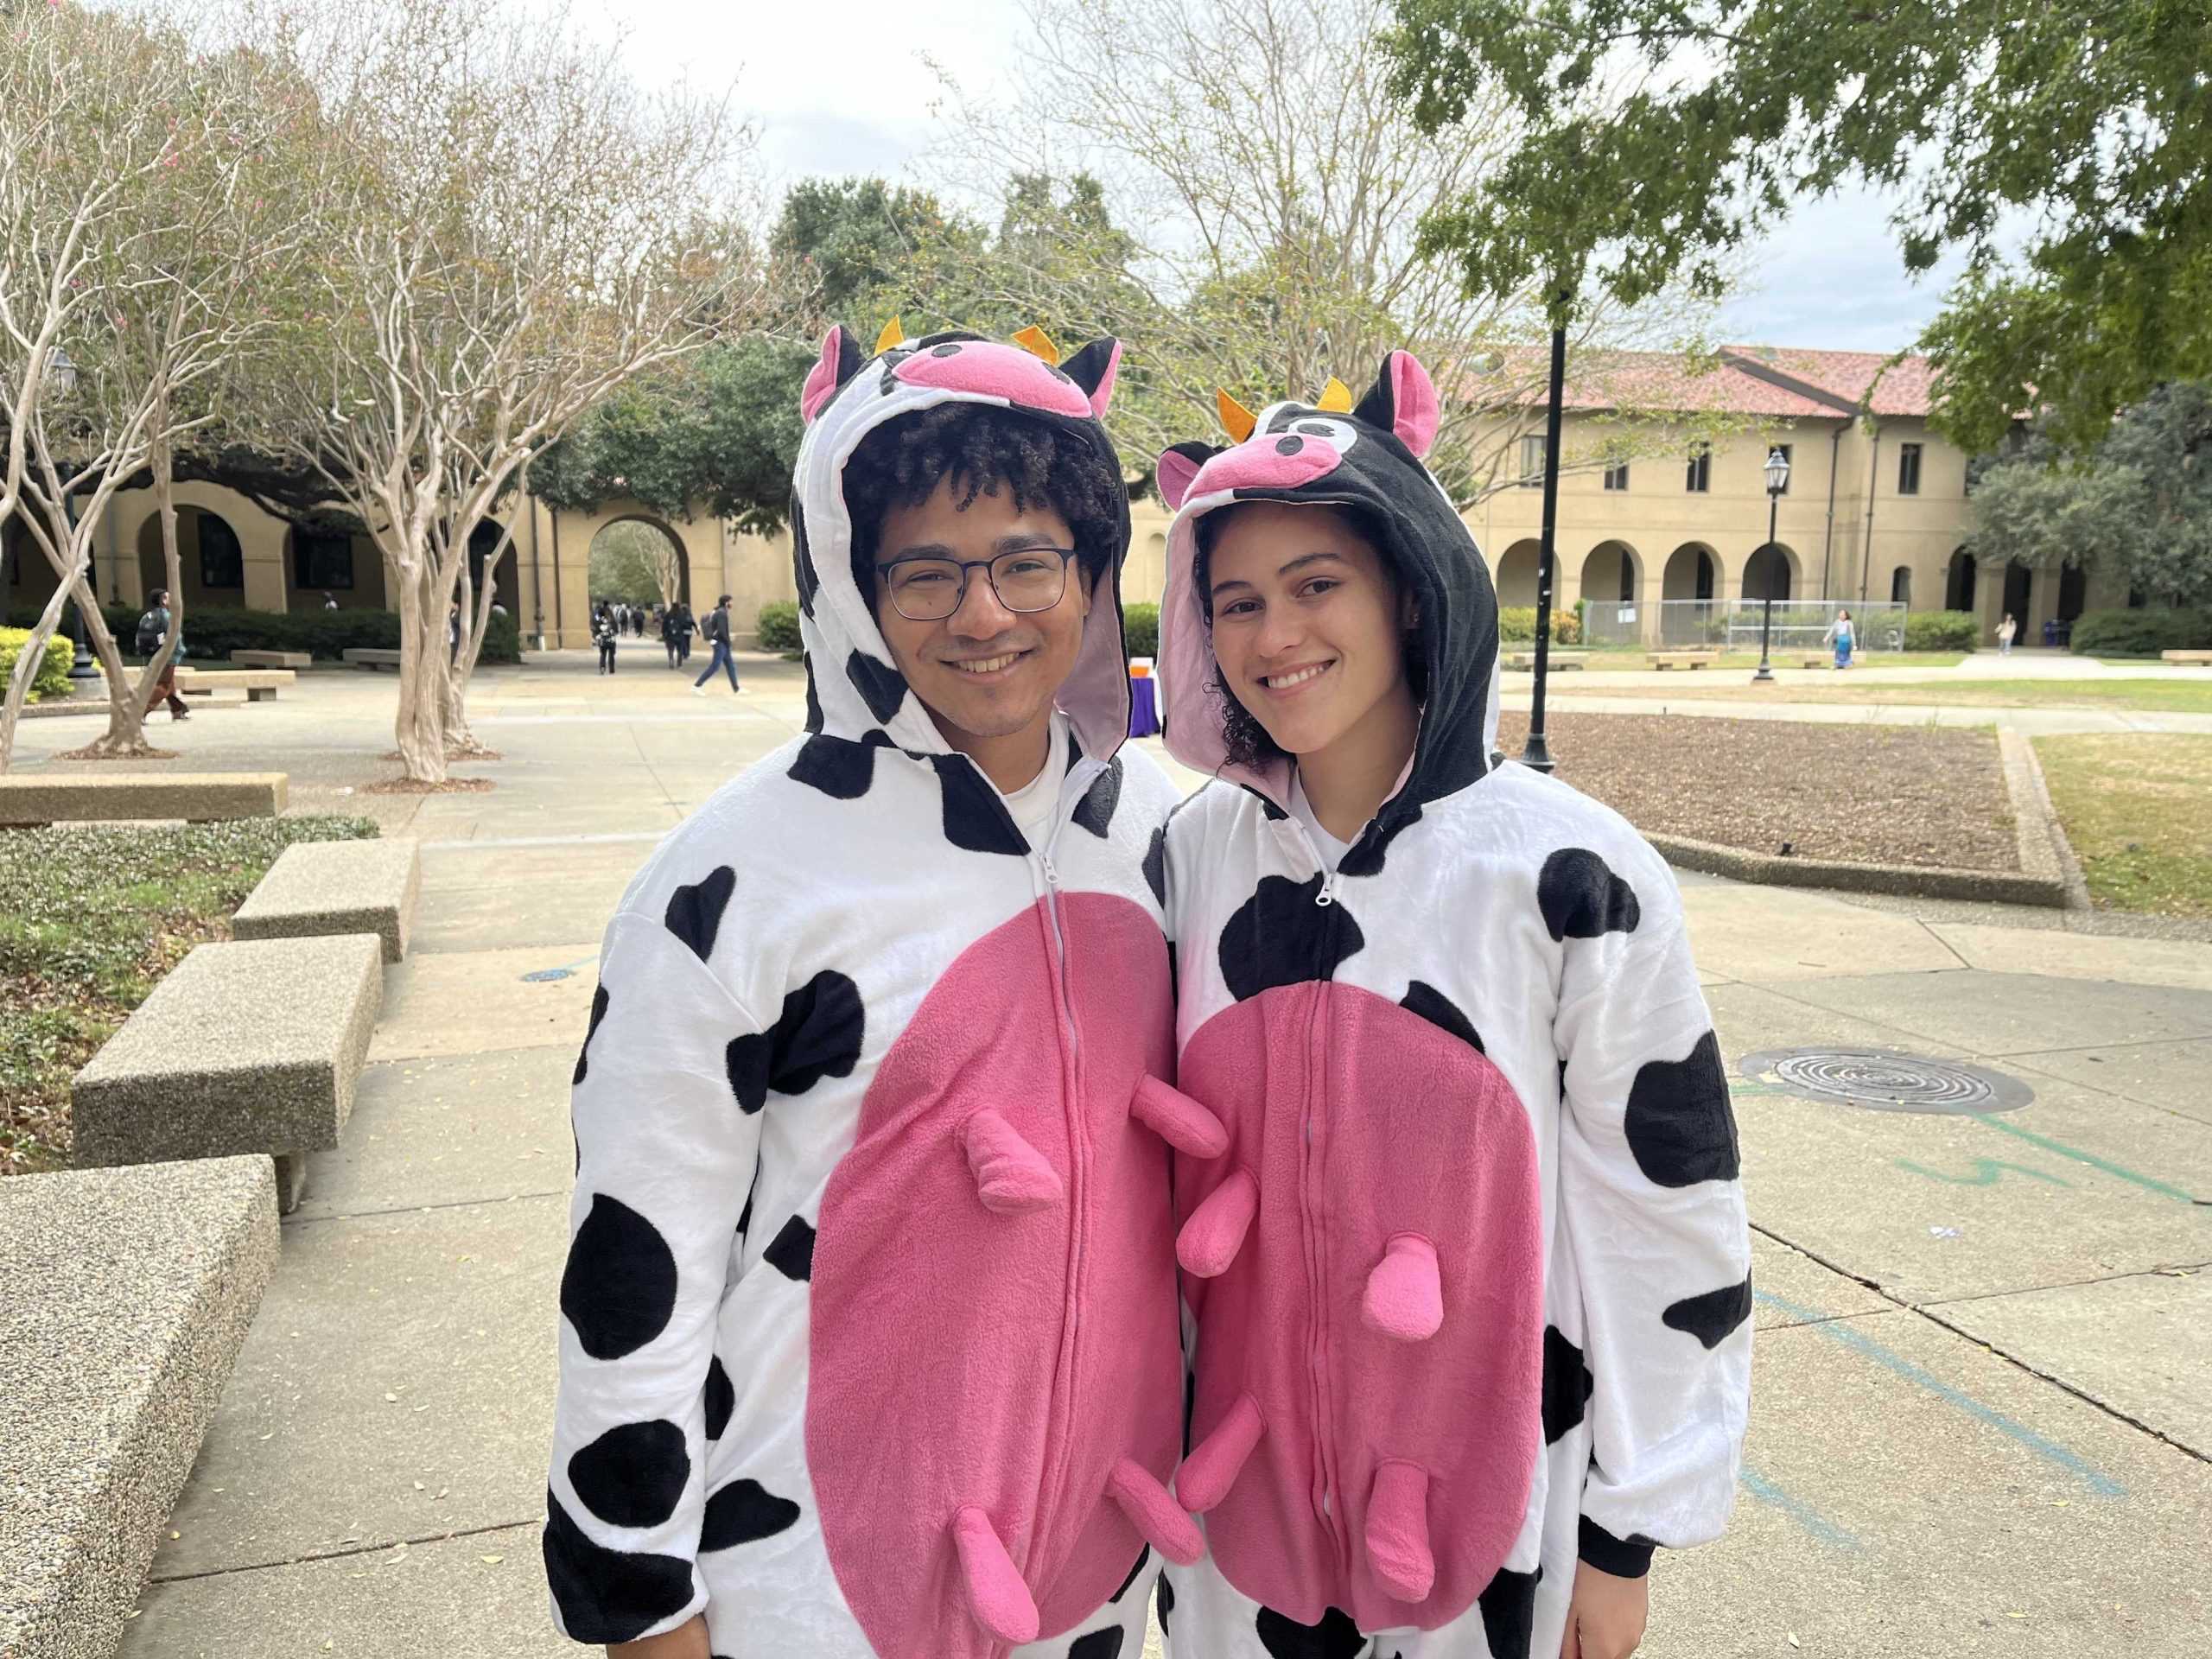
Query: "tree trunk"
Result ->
[[0, 570, 78, 772], [72, 583, 160, 759], [393, 570, 449, 783], [91, 461, 186, 756]]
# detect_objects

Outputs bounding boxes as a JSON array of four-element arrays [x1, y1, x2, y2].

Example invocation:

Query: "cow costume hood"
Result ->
[[1148, 356, 1750, 1656], [793, 322, 1135, 764], [547, 325, 1212, 1659], [1155, 351, 1502, 872]]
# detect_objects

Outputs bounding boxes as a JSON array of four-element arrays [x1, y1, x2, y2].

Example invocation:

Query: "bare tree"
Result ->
[[927, 0, 1748, 504], [237, 0, 765, 782], [0, 3, 288, 766]]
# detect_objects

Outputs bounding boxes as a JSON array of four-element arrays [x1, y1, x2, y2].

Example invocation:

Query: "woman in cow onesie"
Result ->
[[545, 325, 1228, 1658], [1149, 354, 1751, 1659]]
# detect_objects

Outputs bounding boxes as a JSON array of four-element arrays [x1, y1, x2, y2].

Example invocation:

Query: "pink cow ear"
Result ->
[[1156, 442, 1217, 511], [1353, 350, 1441, 460], [800, 325, 868, 425], [1062, 338, 1122, 417]]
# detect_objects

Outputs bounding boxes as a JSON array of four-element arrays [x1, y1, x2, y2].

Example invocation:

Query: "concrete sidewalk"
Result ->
[[41, 652, 2205, 1657]]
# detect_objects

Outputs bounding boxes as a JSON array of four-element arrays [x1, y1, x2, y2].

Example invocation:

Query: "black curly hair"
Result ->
[[842, 402, 1124, 607], [1192, 500, 1427, 771]]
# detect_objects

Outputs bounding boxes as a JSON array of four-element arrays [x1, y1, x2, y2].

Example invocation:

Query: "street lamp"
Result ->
[[1751, 446, 1790, 683], [48, 346, 102, 682], [1521, 302, 1571, 774]]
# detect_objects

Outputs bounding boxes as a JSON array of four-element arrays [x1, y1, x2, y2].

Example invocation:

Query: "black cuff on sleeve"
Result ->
[[1577, 1516, 1657, 1579]]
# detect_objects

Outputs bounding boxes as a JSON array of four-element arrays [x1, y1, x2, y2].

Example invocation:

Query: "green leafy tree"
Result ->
[[1380, 0, 2211, 455], [1968, 382, 2212, 607]]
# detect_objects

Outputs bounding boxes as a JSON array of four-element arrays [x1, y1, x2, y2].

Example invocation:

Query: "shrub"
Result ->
[[1122, 601, 1160, 658], [1904, 609, 1980, 652], [1496, 607, 1579, 645], [2069, 607, 2212, 657], [753, 601, 803, 652], [0, 627, 75, 702], [3, 602, 520, 664]]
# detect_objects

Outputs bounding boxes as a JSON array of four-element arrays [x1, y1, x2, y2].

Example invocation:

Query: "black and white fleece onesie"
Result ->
[[1148, 353, 1752, 1658], [544, 327, 1212, 1658]]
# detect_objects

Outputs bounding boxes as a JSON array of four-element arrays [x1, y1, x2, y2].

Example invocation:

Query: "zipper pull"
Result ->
[[1314, 875, 1335, 908], [1040, 853, 1061, 888]]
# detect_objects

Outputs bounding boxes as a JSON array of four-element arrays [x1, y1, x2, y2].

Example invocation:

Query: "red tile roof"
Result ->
[[1465, 345, 1936, 419]]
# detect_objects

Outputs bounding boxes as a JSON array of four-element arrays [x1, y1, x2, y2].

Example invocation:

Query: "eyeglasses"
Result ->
[[875, 545, 1078, 622]]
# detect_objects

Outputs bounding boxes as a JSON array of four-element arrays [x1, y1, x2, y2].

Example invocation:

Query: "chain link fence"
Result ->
[[1579, 599, 1910, 653]]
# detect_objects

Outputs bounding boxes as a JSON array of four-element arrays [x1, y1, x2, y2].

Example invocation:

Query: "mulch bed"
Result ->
[[1496, 712, 2018, 872], [365, 775, 495, 795]]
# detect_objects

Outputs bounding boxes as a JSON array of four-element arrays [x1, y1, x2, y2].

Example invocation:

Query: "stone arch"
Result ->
[[1662, 542, 1718, 603], [1741, 542, 1799, 602], [1890, 565, 1913, 606], [1579, 539, 1643, 607], [587, 514, 690, 611], [1493, 538, 1541, 607], [1944, 546, 1976, 613], [138, 504, 247, 609]]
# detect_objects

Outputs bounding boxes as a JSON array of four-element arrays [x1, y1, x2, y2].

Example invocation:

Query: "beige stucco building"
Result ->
[[0, 344, 2137, 653]]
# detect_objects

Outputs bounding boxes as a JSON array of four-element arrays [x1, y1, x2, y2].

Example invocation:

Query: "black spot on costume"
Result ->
[[569, 1419, 689, 1529], [560, 1193, 678, 1361], [1218, 874, 1365, 1001], [543, 1488, 695, 1643], [1624, 1030, 1739, 1187], [1536, 847, 1642, 943], [574, 982, 609, 1086], [1401, 979, 1483, 1052], [1541, 1325, 1592, 1444], [1662, 1274, 1754, 1350], [763, 1214, 816, 1281], [725, 970, 866, 1113], [1255, 1603, 1366, 1659], [700, 1478, 802, 1552], [665, 867, 738, 963]]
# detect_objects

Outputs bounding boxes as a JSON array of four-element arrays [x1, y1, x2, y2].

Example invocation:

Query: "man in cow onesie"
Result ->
[[545, 324, 1225, 1658], [1149, 353, 1752, 1659]]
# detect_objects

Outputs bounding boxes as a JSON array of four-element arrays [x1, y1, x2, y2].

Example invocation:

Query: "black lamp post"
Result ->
[[1751, 446, 1790, 683], [48, 346, 103, 683], [1521, 310, 1569, 773]]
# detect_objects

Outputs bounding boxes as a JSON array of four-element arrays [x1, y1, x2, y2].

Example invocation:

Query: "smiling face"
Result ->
[[1205, 501, 1414, 762], [871, 474, 1092, 763]]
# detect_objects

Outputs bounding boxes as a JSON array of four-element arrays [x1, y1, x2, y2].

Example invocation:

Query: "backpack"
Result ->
[[135, 611, 162, 656]]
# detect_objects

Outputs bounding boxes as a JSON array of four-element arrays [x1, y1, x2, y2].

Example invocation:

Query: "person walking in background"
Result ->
[[1826, 607, 1855, 669], [321, 591, 339, 611], [659, 604, 682, 668], [1997, 612, 2018, 655], [594, 607, 619, 674], [674, 601, 696, 665], [135, 589, 191, 721], [690, 593, 741, 694]]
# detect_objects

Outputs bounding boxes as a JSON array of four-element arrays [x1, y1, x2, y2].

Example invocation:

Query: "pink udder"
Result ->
[[1191, 431, 1345, 496], [1174, 982, 1544, 1632], [893, 340, 1095, 420], [810, 894, 1181, 1658]]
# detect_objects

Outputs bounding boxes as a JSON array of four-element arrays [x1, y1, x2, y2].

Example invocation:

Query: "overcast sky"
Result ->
[[569, 0, 1974, 357]]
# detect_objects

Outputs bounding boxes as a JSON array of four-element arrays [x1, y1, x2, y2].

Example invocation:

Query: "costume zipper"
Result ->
[[1029, 762, 1097, 1605]]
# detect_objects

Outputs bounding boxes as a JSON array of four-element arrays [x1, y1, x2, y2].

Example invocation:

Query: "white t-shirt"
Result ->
[[998, 715, 1071, 848], [1288, 772, 1354, 872]]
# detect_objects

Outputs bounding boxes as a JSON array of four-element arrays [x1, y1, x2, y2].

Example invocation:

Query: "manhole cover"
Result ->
[[1737, 1047, 2034, 1116]]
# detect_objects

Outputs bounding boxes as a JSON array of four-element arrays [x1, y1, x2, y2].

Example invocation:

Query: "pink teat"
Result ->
[[893, 340, 1094, 419], [1191, 431, 1344, 498]]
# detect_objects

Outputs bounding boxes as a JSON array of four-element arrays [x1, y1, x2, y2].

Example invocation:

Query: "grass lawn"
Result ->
[[1551, 676, 2212, 715], [2034, 734, 2212, 918], [0, 815, 379, 1176]]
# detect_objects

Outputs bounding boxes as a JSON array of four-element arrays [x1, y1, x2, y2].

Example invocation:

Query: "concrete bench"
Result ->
[[175, 668, 296, 702], [0, 1156, 279, 1659], [229, 649, 310, 669], [72, 933, 383, 1213], [232, 836, 419, 962], [1502, 650, 1588, 671], [0, 772, 286, 827], [1649, 651, 1719, 670], [2160, 650, 2212, 664], [342, 647, 403, 671]]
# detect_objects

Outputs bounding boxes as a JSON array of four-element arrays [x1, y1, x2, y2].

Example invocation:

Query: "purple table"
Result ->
[[1128, 674, 1160, 737]]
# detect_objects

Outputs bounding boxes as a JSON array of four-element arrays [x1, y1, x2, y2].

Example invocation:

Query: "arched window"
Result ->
[[199, 513, 244, 589]]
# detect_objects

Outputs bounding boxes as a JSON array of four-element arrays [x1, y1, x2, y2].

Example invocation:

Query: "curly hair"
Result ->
[[1193, 500, 1427, 772], [842, 402, 1125, 606]]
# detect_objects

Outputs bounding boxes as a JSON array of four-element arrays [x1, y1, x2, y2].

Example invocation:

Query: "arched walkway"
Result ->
[[1741, 543, 1799, 603], [1579, 540, 1642, 607], [137, 505, 247, 608], [1493, 538, 1541, 607], [2000, 559, 2032, 629], [587, 516, 690, 611], [467, 521, 523, 615], [1662, 542, 1717, 603], [1945, 547, 1976, 613], [2, 513, 60, 614]]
